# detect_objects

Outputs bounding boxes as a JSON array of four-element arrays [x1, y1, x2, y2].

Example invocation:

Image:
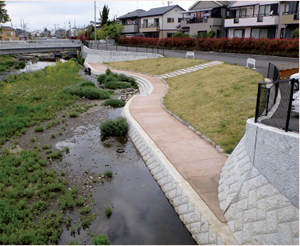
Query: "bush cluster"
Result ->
[[63, 79, 110, 100], [104, 99, 125, 107], [99, 116, 128, 137], [97, 69, 139, 89], [118, 37, 299, 57]]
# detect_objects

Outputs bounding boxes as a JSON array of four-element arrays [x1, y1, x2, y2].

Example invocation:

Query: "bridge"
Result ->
[[0, 39, 82, 55]]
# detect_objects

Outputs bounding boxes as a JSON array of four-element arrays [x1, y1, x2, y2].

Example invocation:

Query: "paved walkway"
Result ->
[[89, 62, 228, 223]]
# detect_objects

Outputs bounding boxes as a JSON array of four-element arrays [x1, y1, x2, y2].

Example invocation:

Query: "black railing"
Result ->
[[255, 79, 298, 132], [140, 23, 160, 28], [81, 40, 89, 48]]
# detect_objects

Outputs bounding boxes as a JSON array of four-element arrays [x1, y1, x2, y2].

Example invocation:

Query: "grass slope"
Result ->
[[164, 63, 264, 153], [106, 57, 208, 75]]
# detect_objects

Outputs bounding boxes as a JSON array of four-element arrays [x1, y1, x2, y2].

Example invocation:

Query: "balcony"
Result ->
[[122, 24, 139, 34], [225, 14, 279, 27], [181, 17, 222, 28], [281, 12, 299, 24], [140, 23, 160, 33]]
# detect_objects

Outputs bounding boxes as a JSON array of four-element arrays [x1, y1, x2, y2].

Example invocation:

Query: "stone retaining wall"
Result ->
[[218, 119, 299, 245]]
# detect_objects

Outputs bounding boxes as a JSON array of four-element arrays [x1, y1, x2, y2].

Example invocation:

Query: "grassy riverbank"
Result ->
[[107, 58, 264, 153]]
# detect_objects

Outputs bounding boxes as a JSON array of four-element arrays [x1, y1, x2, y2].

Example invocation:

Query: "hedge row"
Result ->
[[118, 37, 299, 57]]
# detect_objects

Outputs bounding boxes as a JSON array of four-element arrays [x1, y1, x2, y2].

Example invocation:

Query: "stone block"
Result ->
[[266, 195, 281, 211], [200, 216, 209, 232], [257, 184, 270, 200], [248, 189, 257, 209], [178, 204, 188, 215], [167, 189, 177, 199], [266, 210, 278, 233], [236, 198, 248, 212], [193, 210, 201, 222], [234, 212, 244, 231], [278, 206, 296, 223], [227, 203, 237, 221], [182, 195, 189, 204], [278, 223, 293, 245], [197, 232, 209, 245], [228, 182, 239, 195], [239, 181, 249, 200], [252, 221, 266, 235], [190, 222, 201, 234], [263, 233, 278, 245], [252, 235, 262, 245], [281, 195, 292, 207], [216, 236, 224, 245], [187, 202, 195, 213], [293, 237, 299, 245], [233, 231, 243, 244], [228, 220, 235, 233], [291, 221, 299, 237], [256, 198, 266, 220], [244, 208, 256, 223], [248, 176, 261, 190], [158, 176, 169, 186], [173, 196, 182, 206], [162, 182, 172, 193], [183, 212, 194, 224], [243, 222, 253, 244]]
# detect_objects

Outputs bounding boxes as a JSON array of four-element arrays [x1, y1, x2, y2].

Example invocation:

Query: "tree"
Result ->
[[207, 30, 216, 38], [100, 5, 109, 26], [97, 24, 108, 40], [106, 22, 124, 43], [0, 1, 10, 24], [292, 29, 299, 38]]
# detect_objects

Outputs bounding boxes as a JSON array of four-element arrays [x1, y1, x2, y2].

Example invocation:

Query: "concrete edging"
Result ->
[[121, 92, 238, 245]]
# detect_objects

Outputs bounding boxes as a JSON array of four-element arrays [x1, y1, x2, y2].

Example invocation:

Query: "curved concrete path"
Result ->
[[89, 62, 228, 223]]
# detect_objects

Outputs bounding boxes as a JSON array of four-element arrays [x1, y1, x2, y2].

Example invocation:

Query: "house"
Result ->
[[0, 26, 17, 41], [139, 5, 186, 38], [224, 1, 284, 39], [280, 1, 299, 38], [178, 1, 232, 37], [117, 9, 147, 37]]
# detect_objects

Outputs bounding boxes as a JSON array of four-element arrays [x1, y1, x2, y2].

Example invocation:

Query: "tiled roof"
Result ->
[[117, 9, 147, 19], [139, 5, 185, 17], [2, 26, 15, 31]]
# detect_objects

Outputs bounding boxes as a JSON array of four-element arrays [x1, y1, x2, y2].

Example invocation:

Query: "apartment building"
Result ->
[[225, 1, 299, 39], [178, 1, 232, 37]]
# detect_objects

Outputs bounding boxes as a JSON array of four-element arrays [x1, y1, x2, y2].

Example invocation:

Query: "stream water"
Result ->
[[55, 108, 196, 245]]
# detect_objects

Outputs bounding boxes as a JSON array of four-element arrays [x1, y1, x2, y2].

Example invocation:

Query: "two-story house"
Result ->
[[139, 5, 185, 38], [280, 1, 299, 38], [0, 26, 17, 41], [178, 1, 232, 37], [117, 9, 147, 37], [225, 1, 282, 38]]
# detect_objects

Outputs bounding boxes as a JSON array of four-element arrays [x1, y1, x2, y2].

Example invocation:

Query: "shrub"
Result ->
[[105, 207, 113, 216], [105, 69, 112, 76], [64, 86, 110, 100], [172, 32, 190, 38], [97, 74, 107, 84], [292, 29, 299, 38], [105, 171, 113, 178], [93, 234, 110, 245], [99, 117, 128, 137], [76, 81, 96, 87], [34, 126, 44, 132], [104, 75, 117, 84], [15, 61, 26, 69], [105, 81, 131, 89], [69, 112, 78, 118], [104, 99, 125, 107]]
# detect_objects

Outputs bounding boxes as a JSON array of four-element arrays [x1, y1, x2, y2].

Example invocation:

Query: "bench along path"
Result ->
[[89, 62, 237, 245]]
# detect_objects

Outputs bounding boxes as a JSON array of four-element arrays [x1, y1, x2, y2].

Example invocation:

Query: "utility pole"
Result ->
[[94, 1, 97, 42]]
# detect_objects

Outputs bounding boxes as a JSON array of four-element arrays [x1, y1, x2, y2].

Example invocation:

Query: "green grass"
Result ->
[[163, 63, 263, 153], [93, 234, 110, 245], [106, 57, 208, 75], [0, 55, 17, 72], [104, 99, 125, 107], [105, 171, 113, 178], [34, 126, 44, 132]]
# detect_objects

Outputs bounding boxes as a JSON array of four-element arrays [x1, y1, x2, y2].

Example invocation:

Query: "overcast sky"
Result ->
[[4, 1, 195, 32]]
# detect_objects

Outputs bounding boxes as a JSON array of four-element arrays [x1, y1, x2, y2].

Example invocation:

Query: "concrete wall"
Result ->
[[218, 119, 299, 245], [81, 45, 163, 63]]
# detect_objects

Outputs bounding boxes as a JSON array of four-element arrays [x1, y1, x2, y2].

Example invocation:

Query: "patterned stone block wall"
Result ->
[[121, 98, 237, 245], [218, 135, 299, 245]]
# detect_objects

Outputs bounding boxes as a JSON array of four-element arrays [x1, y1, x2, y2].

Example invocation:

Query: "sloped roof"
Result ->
[[117, 9, 147, 19], [189, 1, 232, 10], [2, 26, 15, 31], [139, 5, 185, 17]]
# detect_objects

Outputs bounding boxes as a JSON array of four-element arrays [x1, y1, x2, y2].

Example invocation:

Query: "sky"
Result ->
[[3, 0, 195, 32]]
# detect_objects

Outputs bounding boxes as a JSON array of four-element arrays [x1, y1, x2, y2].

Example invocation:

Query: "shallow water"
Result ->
[[55, 107, 196, 245]]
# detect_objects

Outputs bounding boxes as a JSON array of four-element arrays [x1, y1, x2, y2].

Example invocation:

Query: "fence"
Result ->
[[255, 79, 298, 132], [81, 40, 165, 56]]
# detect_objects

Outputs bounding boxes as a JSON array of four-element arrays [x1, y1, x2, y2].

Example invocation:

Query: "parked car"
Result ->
[[289, 73, 299, 90], [292, 90, 299, 115]]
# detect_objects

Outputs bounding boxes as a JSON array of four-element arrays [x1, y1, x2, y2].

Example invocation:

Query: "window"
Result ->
[[234, 29, 245, 38], [167, 33, 174, 37], [167, 18, 174, 23], [143, 19, 148, 28], [178, 18, 182, 23], [251, 28, 268, 38]]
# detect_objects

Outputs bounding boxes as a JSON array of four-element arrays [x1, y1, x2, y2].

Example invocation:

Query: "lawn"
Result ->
[[164, 63, 264, 153], [106, 57, 208, 75]]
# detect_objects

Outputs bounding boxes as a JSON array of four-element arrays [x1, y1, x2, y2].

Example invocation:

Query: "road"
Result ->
[[91, 43, 299, 78]]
